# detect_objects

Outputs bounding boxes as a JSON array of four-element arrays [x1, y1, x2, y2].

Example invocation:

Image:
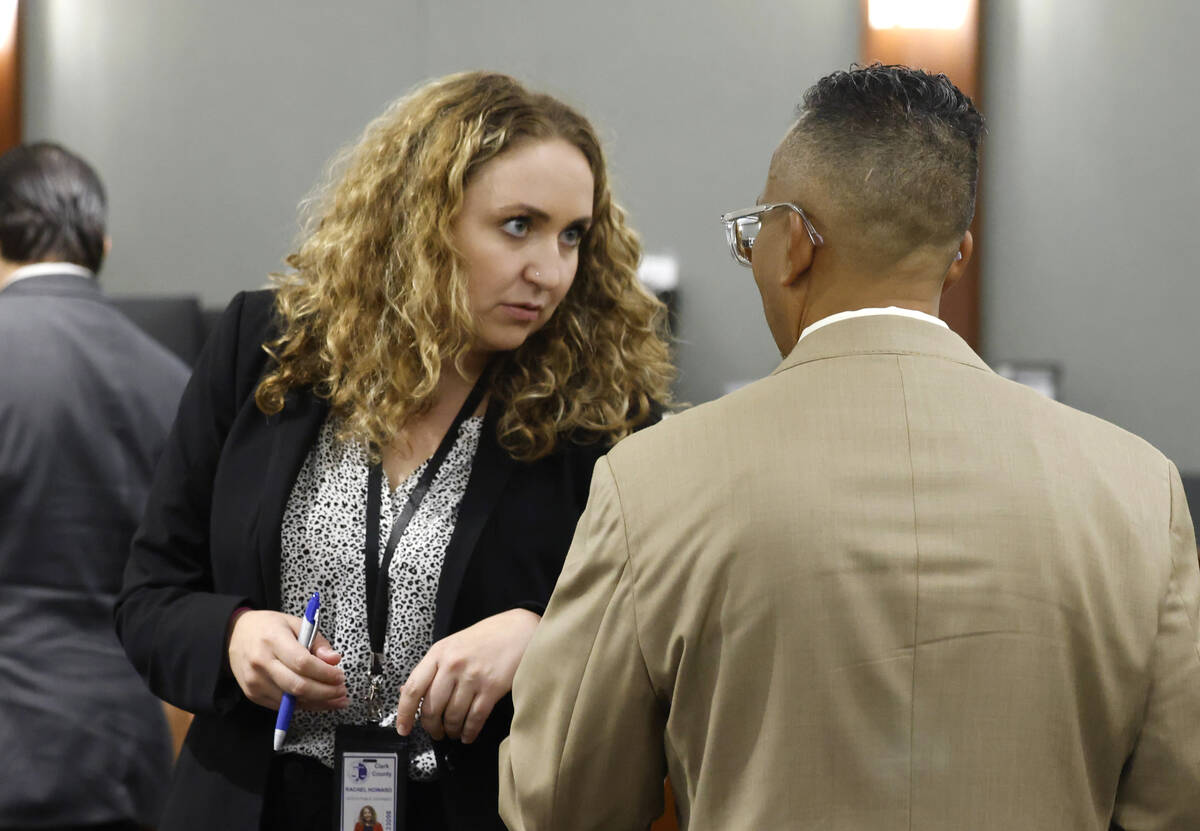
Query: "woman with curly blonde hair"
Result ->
[[116, 71, 673, 831]]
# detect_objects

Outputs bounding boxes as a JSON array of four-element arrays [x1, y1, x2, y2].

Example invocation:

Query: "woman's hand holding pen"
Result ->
[[227, 610, 349, 711], [395, 608, 540, 744]]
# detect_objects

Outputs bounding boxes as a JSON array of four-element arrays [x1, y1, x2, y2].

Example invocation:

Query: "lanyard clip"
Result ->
[[366, 652, 387, 721]]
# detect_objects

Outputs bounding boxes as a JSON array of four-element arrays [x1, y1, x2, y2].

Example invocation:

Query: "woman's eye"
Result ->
[[502, 217, 530, 237], [560, 226, 585, 247]]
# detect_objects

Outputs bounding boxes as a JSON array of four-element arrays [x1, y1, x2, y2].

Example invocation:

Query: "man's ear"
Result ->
[[782, 211, 816, 287], [940, 230, 973, 295]]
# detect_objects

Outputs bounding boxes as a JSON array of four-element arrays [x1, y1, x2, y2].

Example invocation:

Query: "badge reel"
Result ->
[[334, 705, 408, 830]]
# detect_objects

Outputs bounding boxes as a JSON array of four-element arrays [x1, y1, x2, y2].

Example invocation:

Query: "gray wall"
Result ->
[[22, 1, 1199, 469], [21, 0, 858, 404], [980, 0, 1199, 469]]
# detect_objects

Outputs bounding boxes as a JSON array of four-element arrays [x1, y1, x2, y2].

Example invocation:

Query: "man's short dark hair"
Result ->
[[0, 142, 107, 273], [784, 64, 984, 261]]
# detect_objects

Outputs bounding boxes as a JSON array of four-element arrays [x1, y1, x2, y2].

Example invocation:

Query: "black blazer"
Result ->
[[115, 290, 612, 830]]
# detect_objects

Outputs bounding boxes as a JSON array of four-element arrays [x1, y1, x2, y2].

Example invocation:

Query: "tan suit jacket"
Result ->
[[499, 316, 1200, 831]]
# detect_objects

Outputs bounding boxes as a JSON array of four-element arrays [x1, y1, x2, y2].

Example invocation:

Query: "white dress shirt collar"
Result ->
[[797, 306, 948, 343], [1, 262, 96, 291]]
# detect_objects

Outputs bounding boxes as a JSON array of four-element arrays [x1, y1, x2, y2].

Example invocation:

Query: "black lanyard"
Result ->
[[363, 376, 487, 717]]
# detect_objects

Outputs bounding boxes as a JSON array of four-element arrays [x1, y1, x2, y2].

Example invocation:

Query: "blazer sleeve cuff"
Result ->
[[148, 591, 255, 716]]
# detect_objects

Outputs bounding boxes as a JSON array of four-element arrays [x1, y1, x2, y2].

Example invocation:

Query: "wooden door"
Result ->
[[860, 0, 984, 349]]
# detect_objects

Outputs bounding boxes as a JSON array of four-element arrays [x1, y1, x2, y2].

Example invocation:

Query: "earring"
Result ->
[[954, 252, 963, 261]]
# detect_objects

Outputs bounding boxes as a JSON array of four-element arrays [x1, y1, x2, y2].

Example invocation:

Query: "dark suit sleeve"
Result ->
[[115, 291, 263, 715], [1111, 462, 1200, 831], [510, 412, 663, 618]]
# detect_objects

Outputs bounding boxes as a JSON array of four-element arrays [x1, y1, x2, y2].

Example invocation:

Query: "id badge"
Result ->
[[334, 725, 407, 831]]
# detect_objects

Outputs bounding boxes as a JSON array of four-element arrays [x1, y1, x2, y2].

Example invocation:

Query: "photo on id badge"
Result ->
[[341, 752, 398, 831]]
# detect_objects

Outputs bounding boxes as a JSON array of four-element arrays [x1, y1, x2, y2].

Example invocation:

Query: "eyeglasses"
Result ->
[[720, 202, 824, 267]]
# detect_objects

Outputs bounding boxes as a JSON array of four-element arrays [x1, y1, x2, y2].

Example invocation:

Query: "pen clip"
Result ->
[[303, 607, 321, 650]]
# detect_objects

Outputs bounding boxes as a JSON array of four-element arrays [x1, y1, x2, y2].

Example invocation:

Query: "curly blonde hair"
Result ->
[[255, 71, 673, 460]]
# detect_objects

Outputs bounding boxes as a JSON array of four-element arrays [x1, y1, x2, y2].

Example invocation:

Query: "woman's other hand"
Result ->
[[227, 609, 348, 710], [395, 608, 540, 744]]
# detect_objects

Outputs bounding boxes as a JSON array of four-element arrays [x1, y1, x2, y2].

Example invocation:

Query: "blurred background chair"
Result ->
[[110, 295, 211, 367]]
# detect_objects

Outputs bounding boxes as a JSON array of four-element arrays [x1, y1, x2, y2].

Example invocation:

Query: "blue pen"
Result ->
[[273, 591, 321, 752]]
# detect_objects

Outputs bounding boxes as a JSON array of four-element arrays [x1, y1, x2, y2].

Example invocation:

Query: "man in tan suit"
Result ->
[[499, 66, 1200, 830]]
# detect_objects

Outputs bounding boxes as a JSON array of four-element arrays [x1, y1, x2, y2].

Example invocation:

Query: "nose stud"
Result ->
[[533, 271, 541, 278]]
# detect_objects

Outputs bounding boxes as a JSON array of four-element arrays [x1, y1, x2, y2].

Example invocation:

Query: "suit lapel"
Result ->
[[249, 389, 516, 626], [256, 389, 329, 611], [433, 401, 517, 640]]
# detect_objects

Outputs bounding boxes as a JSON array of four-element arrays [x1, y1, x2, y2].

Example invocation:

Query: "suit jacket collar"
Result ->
[[772, 313, 991, 378], [0, 271, 104, 301]]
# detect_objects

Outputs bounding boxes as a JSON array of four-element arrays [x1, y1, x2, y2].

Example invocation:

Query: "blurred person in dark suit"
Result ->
[[0, 143, 189, 831]]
